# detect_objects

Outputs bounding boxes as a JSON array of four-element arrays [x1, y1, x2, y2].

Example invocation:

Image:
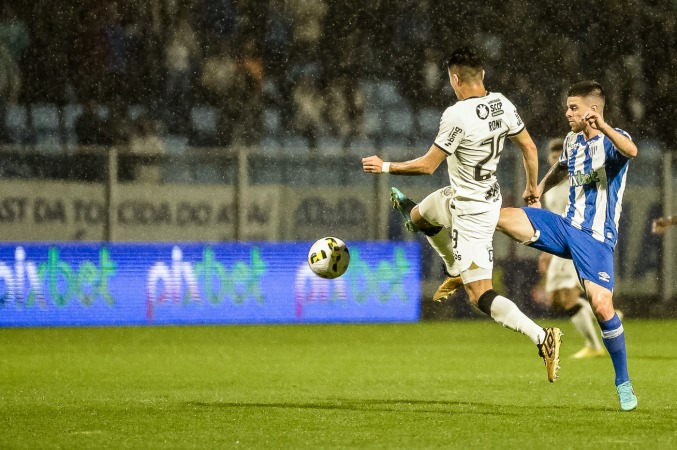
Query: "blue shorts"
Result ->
[[522, 207, 615, 291]]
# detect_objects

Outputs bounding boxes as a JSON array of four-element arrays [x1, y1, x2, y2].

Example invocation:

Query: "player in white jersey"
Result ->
[[362, 47, 562, 383], [497, 81, 638, 411], [539, 138, 604, 359]]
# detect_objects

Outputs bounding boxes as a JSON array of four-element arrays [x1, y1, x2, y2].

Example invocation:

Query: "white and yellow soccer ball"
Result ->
[[307, 237, 350, 279]]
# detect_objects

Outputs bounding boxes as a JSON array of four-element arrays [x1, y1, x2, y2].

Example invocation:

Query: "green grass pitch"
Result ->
[[2, 319, 676, 449]]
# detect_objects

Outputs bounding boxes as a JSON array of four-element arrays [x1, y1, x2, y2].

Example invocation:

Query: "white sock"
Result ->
[[490, 295, 546, 345], [570, 298, 603, 350], [426, 229, 459, 276]]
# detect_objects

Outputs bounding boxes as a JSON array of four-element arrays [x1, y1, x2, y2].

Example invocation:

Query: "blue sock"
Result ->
[[599, 313, 630, 385]]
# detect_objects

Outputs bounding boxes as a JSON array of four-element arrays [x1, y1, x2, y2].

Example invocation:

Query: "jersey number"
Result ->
[[474, 131, 508, 181]]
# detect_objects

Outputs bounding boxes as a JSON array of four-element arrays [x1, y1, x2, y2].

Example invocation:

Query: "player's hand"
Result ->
[[652, 217, 670, 235], [362, 155, 384, 173], [522, 189, 540, 208], [583, 110, 607, 131]]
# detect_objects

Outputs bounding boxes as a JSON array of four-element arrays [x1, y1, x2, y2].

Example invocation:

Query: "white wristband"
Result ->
[[381, 162, 391, 173]]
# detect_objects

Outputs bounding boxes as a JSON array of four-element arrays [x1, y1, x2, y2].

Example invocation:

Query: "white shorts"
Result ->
[[452, 207, 499, 284], [418, 186, 454, 229], [545, 256, 581, 292]]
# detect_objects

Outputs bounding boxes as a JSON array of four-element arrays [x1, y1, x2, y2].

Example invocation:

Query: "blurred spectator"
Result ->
[[324, 73, 365, 149], [102, 2, 142, 103], [232, 38, 264, 147], [126, 117, 166, 183], [122, 0, 171, 111], [22, 1, 75, 107], [284, 0, 326, 92], [292, 74, 325, 150], [0, 42, 21, 143], [0, 4, 30, 63], [71, 5, 110, 103], [262, 0, 293, 127], [199, 38, 240, 146], [163, 11, 201, 134], [7, 0, 677, 153], [286, 0, 327, 57], [418, 48, 446, 108]]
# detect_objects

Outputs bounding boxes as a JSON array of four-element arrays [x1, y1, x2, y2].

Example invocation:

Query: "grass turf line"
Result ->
[[2, 320, 676, 449]]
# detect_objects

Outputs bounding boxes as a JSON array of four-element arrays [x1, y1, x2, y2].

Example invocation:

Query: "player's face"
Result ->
[[565, 96, 589, 132]]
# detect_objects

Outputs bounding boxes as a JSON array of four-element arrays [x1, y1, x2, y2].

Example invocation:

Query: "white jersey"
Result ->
[[559, 129, 632, 246], [434, 92, 524, 214]]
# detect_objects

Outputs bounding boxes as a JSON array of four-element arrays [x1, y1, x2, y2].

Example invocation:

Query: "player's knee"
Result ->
[[496, 208, 517, 233], [497, 208, 535, 243], [410, 206, 426, 226], [411, 207, 441, 235], [590, 290, 614, 320]]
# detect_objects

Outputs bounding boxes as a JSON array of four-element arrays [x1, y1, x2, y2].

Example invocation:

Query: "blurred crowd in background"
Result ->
[[1, 0, 676, 156]]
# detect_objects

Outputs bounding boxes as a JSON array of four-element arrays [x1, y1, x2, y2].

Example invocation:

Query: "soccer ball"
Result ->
[[307, 237, 350, 279]]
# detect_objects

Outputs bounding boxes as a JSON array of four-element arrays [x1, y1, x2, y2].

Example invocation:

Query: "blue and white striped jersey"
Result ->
[[558, 129, 632, 247]]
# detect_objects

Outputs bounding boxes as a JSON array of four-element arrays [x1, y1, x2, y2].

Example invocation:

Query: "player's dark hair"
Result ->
[[446, 47, 484, 80], [567, 80, 605, 102], [547, 138, 564, 154]]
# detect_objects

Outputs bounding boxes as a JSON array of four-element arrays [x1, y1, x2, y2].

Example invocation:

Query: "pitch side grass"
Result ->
[[2, 320, 676, 449]]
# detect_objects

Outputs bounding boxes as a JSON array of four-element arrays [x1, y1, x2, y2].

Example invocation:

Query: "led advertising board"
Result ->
[[0, 242, 420, 327]]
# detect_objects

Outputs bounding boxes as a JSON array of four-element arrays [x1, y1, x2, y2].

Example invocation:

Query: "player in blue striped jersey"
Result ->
[[497, 80, 639, 411]]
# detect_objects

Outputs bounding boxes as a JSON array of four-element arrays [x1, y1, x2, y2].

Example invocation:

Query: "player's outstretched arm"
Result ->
[[509, 129, 540, 205], [362, 145, 447, 176], [538, 161, 568, 197]]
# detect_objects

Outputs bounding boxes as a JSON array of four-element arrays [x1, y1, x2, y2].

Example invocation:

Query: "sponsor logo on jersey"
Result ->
[[485, 181, 500, 201], [488, 99, 503, 117], [598, 271, 611, 283], [514, 111, 523, 126], [570, 170, 601, 187], [446, 126, 463, 145], [476, 104, 489, 120]]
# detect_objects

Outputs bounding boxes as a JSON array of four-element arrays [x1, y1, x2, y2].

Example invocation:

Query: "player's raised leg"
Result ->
[[391, 187, 463, 300], [496, 207, 540, 244], [391, 187, 420, 232]]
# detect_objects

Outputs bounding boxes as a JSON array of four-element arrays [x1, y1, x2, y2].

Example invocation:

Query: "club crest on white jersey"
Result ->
[[433, 92, 524, 214], [558, 129, 632, 246]]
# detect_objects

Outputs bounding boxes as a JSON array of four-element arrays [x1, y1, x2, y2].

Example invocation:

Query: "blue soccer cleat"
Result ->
[[616, 380, 638, 411], [390, 187, 419, 232]]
